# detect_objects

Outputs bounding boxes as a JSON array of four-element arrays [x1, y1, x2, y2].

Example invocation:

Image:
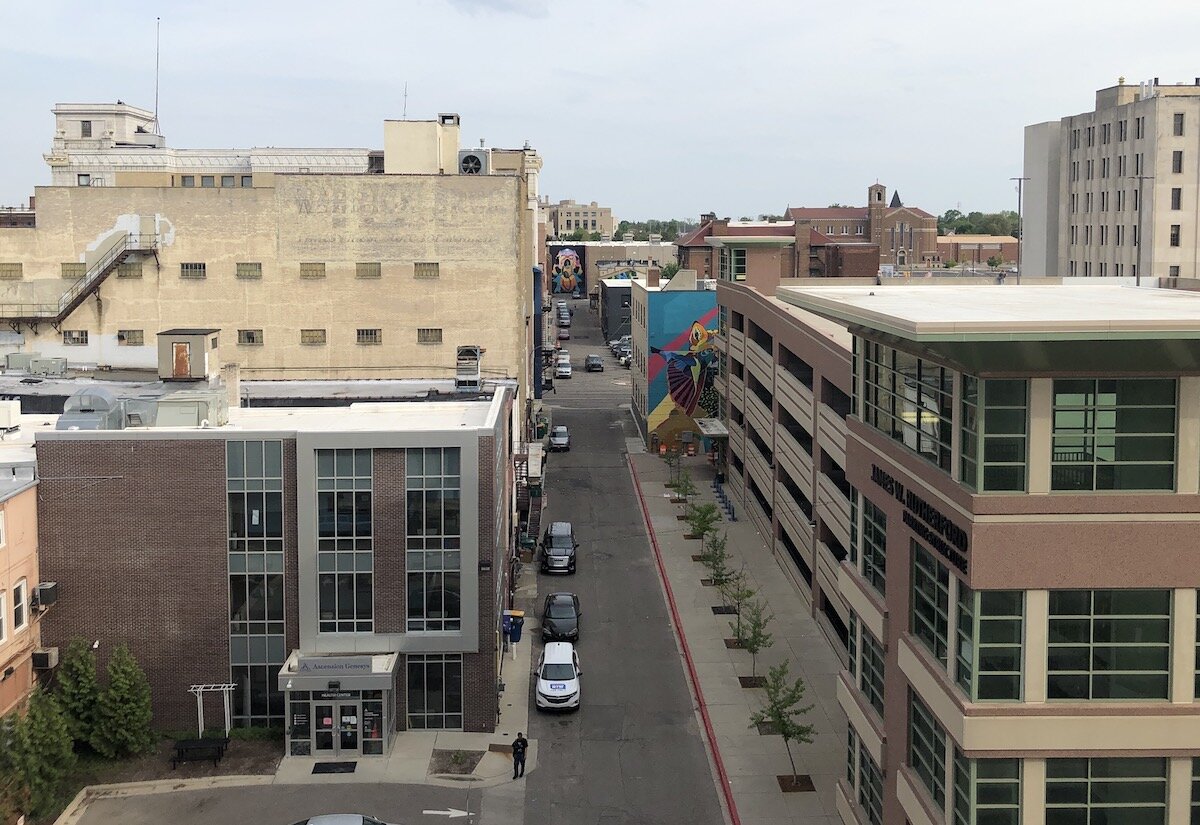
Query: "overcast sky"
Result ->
[[2, 0, 1198, 221]]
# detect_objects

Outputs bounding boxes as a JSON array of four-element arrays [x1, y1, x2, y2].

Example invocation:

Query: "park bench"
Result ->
[[170, 737, 230, 769]]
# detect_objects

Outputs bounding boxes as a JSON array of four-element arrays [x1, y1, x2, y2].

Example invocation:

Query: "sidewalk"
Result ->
[[630, 452, 845, 825]]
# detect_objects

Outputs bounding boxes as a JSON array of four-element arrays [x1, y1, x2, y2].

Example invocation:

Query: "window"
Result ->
[[909, 692, 948, 808], [407, 653, 463, 729], [117, 261, 142, 279], [61, 262, 85, 279], [406, 447, 462, 632], [300, 262, 326, 279], [356, 328, 382, 345], [80, 120, 92, 137], [956, 586, 1024, 700], [316, 448, 373, 633], [1051, 379, 1177, 491], [1174, 150, 1184, 173], [180, 262, 206, 279], [0, 592, 5, 644], [1101, 157, 1109, 178], [961, 377, 1028, 492], [417, 328, 442, 344], [215, 175, 232, 188], [1046, 758, 1165, 825], [300, 329, 327, 345], [847, 728, 884, 825], [1135, 117, 1145, 139], [1175, 113, 1185, 136], [1193, 758, 1200, 824], [62, 330, 88, 346], [241, 175, 253, 187], [911, 542, 950, 665], [236, 262, 262, 280], [1171, 225, 1182, 247], [1172, 266, 1181, 277], [76, 174, 91, 187], [858, 626, 885, 715], [0, 263, 22, 280], [181, 175, 195, 187], [238, 329, 264, 346], [1048, 589, 1170, 700], [953, 751, 1020, 825], [356, 262, 382, 279], [13, 580, 27, 632], [201, 175, 215, 188], [414, 262, 439, 279], [858, 497, 886, 596], [117, 329, 144, 346], [1173, 188, 1183, 210], [861, 342, 954, 472], [1118, 119, 1127, 141]]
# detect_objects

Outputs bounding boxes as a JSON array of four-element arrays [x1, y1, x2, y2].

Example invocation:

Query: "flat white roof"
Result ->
[[777, 284, 1200, 341], [224, 400, 496, 433]]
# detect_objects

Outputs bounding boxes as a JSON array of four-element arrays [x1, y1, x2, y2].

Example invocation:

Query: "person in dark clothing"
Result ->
[[512, 732, 528, 779]]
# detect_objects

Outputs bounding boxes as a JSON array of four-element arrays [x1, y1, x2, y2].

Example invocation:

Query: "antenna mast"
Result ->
[[403, 82, 408, 119], [152, 17, 161, 133]]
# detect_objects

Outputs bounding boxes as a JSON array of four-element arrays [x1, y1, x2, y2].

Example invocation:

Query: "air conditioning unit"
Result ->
[[32, 648, 59, 670], [458, 149, 491, 176], [33, 581, 58, 608]]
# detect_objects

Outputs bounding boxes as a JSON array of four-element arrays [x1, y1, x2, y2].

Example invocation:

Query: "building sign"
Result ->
[[295, 655, 374, 676], [317, 691, 356, 700], [870, 465, 970, 574]]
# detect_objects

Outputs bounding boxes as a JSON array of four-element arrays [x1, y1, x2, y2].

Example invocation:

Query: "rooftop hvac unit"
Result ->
[[33, 581, 58, 608], [458, 149, 491, 176], [6, 352, 38, 371], [30, 357, 67, 376], [456, 345, 482, 392], [32, 648, 59, 670]]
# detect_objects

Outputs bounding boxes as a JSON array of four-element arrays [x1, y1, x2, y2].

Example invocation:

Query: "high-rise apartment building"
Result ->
[[1024, 78, 1200, 278]]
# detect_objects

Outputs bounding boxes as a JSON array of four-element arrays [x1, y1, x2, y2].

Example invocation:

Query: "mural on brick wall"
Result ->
[[549, 245, 586, 295], [647, 292, 719, 445]]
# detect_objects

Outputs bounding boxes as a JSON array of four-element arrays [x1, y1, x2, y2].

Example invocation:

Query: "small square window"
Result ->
[[117, 261, 142, 279], [300, 329, 327, 345], [180, 262, 207, 279], [300, 262, 326, 279], [356, 262, 382, 279], [61, 262, 85, 279], [0, 263, 23, 280], [1170, 266, 1181, 277], [80, 121, 92, 138], [357, 328, 382, 345], [201, 176, 215, 188], [417, 328, 442, 344], [62, 330, 88, 346], [236, 262, 262, 280], [181, 175, 195, 187], [414, 262, 440, 279], [240, 175, 253, 187], [238, 329, 264, 346], [117, 329, 144, 346], [77, 173, 91, 187], [221, 175, 235, 188]]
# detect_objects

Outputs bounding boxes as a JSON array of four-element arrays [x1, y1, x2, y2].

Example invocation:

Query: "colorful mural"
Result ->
[[548, 244, 586, 295], [646, 291, 719, 444]]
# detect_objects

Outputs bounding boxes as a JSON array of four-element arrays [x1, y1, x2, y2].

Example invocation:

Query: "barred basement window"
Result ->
[[300, 329, 327, 345], [221, 175, 235, 188], [62, 330, 88, 346], [414, 262, 440, 279], [238, 329, 264, 346], [356, 262, 382, 279], [181, 175, 195, 187], [61, 262, 85, 279], [240, 175, 253, 187], [356, 328, 382, 345], [117, 329, 144, 346], [180, 262, 207, 279], [117, 261, 142, 279], [201, 176, 215, 188], [0, 263, 22, 280], [236, 262, 263, 280], [417, 328, 442, 344], [300, 262, 326, 279]]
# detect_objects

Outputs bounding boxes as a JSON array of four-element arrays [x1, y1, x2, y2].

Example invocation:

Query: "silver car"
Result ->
[[290, 816, 394, 825]]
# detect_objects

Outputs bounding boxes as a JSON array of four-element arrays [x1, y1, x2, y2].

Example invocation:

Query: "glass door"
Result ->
[[338, 703, 360, 753], [314, 704, 335, 753]]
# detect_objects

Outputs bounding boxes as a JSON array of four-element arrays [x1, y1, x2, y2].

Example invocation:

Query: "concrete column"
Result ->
[[1021, 758, 1046, 825], [1169, 756, 1192, 824], [1027, 379, 1052, 494], [1177, 377, 1200, 494], [1172, 588, 1197, 704], [1024, 590, 1049, 703]]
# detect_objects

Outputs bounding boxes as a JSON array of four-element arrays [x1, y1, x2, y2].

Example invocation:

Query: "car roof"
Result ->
[[548, 521, 573, 534], [304, 816, 371, 825], [543, 641, 576, 662], [546, 591, 576, 603]]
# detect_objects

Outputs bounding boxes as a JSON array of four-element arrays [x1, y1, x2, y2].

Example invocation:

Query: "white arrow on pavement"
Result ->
[[422, 810, 470, 819]]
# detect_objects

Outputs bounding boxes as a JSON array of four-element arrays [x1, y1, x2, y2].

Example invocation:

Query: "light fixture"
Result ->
[[479, 559, 493, 573]]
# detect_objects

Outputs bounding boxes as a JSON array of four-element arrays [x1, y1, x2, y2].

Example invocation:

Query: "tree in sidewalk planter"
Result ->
[[673, 469, 698, 504], [91, 643, 155, 759], [3, 688, 76, 819], [663, 450, 681, 488], [57, 636, 102, 746], [737, 599, 775, 677], [719, 568, 756, 631], [684, 502, 720, 542], [701, 530, 733, 589], [749, 660, 815, 784]]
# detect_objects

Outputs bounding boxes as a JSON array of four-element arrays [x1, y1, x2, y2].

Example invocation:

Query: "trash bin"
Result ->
[[510, 615, 525, 643]]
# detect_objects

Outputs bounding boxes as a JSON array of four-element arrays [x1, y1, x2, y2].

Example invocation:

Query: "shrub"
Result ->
[[91, 644, 155, 758], [57, 637, 101, 746]]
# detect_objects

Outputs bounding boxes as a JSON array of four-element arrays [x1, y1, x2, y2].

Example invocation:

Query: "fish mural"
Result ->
[[645, 296, 720, 444]]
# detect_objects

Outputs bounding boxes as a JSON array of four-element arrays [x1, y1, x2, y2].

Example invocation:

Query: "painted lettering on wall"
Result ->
[[870, 465, 970, 574]]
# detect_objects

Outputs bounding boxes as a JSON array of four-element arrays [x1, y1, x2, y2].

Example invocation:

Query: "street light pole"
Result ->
[[1130, 174, 1154, 286], [1010, 176, 1030, 275]]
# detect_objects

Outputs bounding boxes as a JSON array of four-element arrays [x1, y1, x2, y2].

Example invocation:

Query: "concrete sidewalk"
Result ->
[[630, 452, 845, 825]]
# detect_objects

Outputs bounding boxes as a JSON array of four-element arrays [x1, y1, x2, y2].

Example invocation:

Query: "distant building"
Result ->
[[546, 240, 676, 298], [1024, 77, 1200, 277], [787, 183, 940, 269], [937, 234, 1019, 267], [598, 278, 633, 343], [543, 198, 615, 239]]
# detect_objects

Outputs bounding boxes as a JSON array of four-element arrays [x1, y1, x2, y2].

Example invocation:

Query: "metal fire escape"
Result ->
[[0, 231, 159, 333]]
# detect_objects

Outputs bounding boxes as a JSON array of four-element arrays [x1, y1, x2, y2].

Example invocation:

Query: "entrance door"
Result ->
[[338, 703, 360, 753], [172, 342, 191, 378], [313, 702, 361, 755], [314, 704, 336, 754]]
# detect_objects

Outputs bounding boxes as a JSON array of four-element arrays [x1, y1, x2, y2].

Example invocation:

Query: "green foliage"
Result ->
[[565, 228, 601, 241], [0, 716, 30, 821], [674, 470, 698, 503], [738, 599, 775, 676], [91, 644, 155, 759], [659, 262, 681, 280], [662, 450, 681, 486], [58, 637, 102, 745], [4, 688, 76, 818], [748, 660, 816, 779], [700, 530, 733, 588], [943, 259, 958, 269], [987, 255, 1004, 270], [827, 203, 851, 208], [615, 218, 696, 242], [938, 209, 1019, 237], [719, 568, 756, 628], [684, 502, 720, 539]]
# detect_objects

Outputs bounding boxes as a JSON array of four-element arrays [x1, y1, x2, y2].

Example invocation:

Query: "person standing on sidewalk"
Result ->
[[512, 732, 528, 779]]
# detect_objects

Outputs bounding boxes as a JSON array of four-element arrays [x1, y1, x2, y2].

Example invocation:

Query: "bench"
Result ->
[[171, 737, 230, 769]]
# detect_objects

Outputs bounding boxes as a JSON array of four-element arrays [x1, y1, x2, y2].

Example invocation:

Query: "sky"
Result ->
[[1, 0, 1199, 221]]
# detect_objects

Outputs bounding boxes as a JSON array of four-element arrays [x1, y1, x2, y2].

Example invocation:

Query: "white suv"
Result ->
[[535, 641, 581, 710]]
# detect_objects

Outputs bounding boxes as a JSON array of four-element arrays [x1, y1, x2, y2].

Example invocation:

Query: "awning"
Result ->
[[694, 418, 729, 438]]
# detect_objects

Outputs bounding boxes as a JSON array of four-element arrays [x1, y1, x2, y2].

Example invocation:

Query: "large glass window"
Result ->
[[1045, 757, 1166, 825], [909, 691, 948, 809], [862, 342, 954, 472], [847, 727, 883, 825], [961, 377, 1028, 492], [953, 750, 1020, 825], [1192, 757, 1200, 824], [859, 626, 885, 716], [1047, 589, 1170, 700], [956, 587, 1024, 701], [912, 542, 951, 666], [860, 496, 887, 596], [407, 653, 463, 729], [406, 447, 462, 632], [317, 449, 373, 633], [1051, 379, 1176, 491]]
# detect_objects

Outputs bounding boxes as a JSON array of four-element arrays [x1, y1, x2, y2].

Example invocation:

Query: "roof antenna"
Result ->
[[151, 16, 162, 134], [403, 82, 408, 119]]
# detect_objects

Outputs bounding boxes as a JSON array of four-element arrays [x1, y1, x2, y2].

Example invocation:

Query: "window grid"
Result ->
[[860, 497, 886, 596], [1045, 757, 1166, 825], [61, 262, 85, 279], [117, 329, 144, 346], [356, 328, 382, 346], [300, 262, 326, 279], [316, 449, 374, 633], [238, 329, 264, 346], [62, 330, 88, 346], [909, 691, 948, 809], [0, 592, 5, 644], [957, 586, 1025, 701], [407, 653, 464, 729], [414, 262, 439, 279], [1048, 589, 1170, 700], [417, 328, 443, 344], [12, 580, 27, 632], [862, 341, 954, 472], [848, 610, 858, 678], [236, 262, 263, 280], [1192, 757, 1200, 824], [0, 263, 22, 280], [954, 749, 1020, 825], [116, 261, 142, 279], [355, 261, 382, 279], [406, 448, 463, 632], [859, 626, 885, 716], [912, 542, 951, 665], [300, 329, 327, 345], [859, 739, 884, 825], [180, 262, 206, 279]]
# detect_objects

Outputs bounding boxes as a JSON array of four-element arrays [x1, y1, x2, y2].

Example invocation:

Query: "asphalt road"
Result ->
[[525, 298, 724, 824]]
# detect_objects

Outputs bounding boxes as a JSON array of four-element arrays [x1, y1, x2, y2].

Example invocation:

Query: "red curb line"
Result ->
[[628, 457, 741, 825]]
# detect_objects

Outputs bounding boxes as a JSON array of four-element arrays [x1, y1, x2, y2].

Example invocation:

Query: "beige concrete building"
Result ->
[[1025, 77, 1200, 278], [543, 197, 615, 238], [0, 102, 542, 424]]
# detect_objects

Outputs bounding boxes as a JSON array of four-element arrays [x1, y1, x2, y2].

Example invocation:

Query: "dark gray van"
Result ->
[[540, 521, 578, 574]]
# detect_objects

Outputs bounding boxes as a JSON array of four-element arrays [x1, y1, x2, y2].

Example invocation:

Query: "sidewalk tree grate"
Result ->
[[777, 774, 816, 793], [711, 605, 737, 615], [690, 554, 705, 562], [723, 638, 744, 649], [756, 721, 780, 736], [738, 676, 767, 689]]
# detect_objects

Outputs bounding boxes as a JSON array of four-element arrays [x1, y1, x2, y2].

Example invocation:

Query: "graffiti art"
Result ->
[[551, 247, 583, 294], [654, 321, 719, 416]]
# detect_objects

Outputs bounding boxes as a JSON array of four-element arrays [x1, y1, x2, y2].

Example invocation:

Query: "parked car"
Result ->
[[540, 521, 578, 574], [290, 817, 394, 825], [549, 425, 571, 451], [535, 641, 582, 711], [584, 354, 604, 372], [616, 344, 631, 361], [610, 335, 631, 354], [558, 315, 572, 328], [619, 353, 631, 368], [557, 327, 570, 340], [555, 362, 573, 379], [540, 592, 581, 641]]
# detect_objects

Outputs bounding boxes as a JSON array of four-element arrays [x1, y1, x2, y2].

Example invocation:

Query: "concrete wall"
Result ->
[[1023, 120, 1063, 276]]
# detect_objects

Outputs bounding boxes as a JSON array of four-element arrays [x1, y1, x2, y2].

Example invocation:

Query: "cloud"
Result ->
[[444, 0, 550, 17]]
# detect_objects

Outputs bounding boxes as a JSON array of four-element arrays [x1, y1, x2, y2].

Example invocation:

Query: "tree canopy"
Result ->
[[938, 209, 1019, 237], [615, 219, 696, 242]]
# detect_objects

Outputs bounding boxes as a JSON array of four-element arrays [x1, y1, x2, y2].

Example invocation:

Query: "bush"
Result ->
[[91, 644, 155, 759], [748, 661, 815, 780], [5, 688, 76, 819], [685, 502, 720, 541], [57, 637, 101, 746]]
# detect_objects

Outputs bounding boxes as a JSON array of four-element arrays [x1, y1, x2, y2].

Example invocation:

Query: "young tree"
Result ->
[[663, 450, 681, 487], [738, 599, 775, 676], [659, 262, 681, 280], [987, 255, 1003, 270], [701, 530, 733, 588], [720, 568, 756, 629], [685, 502, 720, 541], [749, 660, 816, 781], [57, 637, 102, 746], [10, 688, 76, 818], [92, 644, 155, 758], [0, 716, 29, 822], [674, 469, 698, 504]]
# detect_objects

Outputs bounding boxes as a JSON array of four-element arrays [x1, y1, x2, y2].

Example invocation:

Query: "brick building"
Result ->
[[787, 183, 940, 269]]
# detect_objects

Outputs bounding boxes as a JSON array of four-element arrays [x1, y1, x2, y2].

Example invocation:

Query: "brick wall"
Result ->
[[373, 449, 406, 635], [36, 438, 229, 730], [463, 434, 497, 732]]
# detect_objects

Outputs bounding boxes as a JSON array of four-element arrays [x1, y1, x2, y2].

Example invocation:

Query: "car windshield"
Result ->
[[547, 600, 575, 619], [548, 534, 573, 553], [541, 663, 576, 681], [553, 427, 567, 436]]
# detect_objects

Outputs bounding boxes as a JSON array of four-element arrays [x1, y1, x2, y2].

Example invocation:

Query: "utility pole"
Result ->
[[1130, 174, 1154, 286], [1010, 176, 1030, 275]]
